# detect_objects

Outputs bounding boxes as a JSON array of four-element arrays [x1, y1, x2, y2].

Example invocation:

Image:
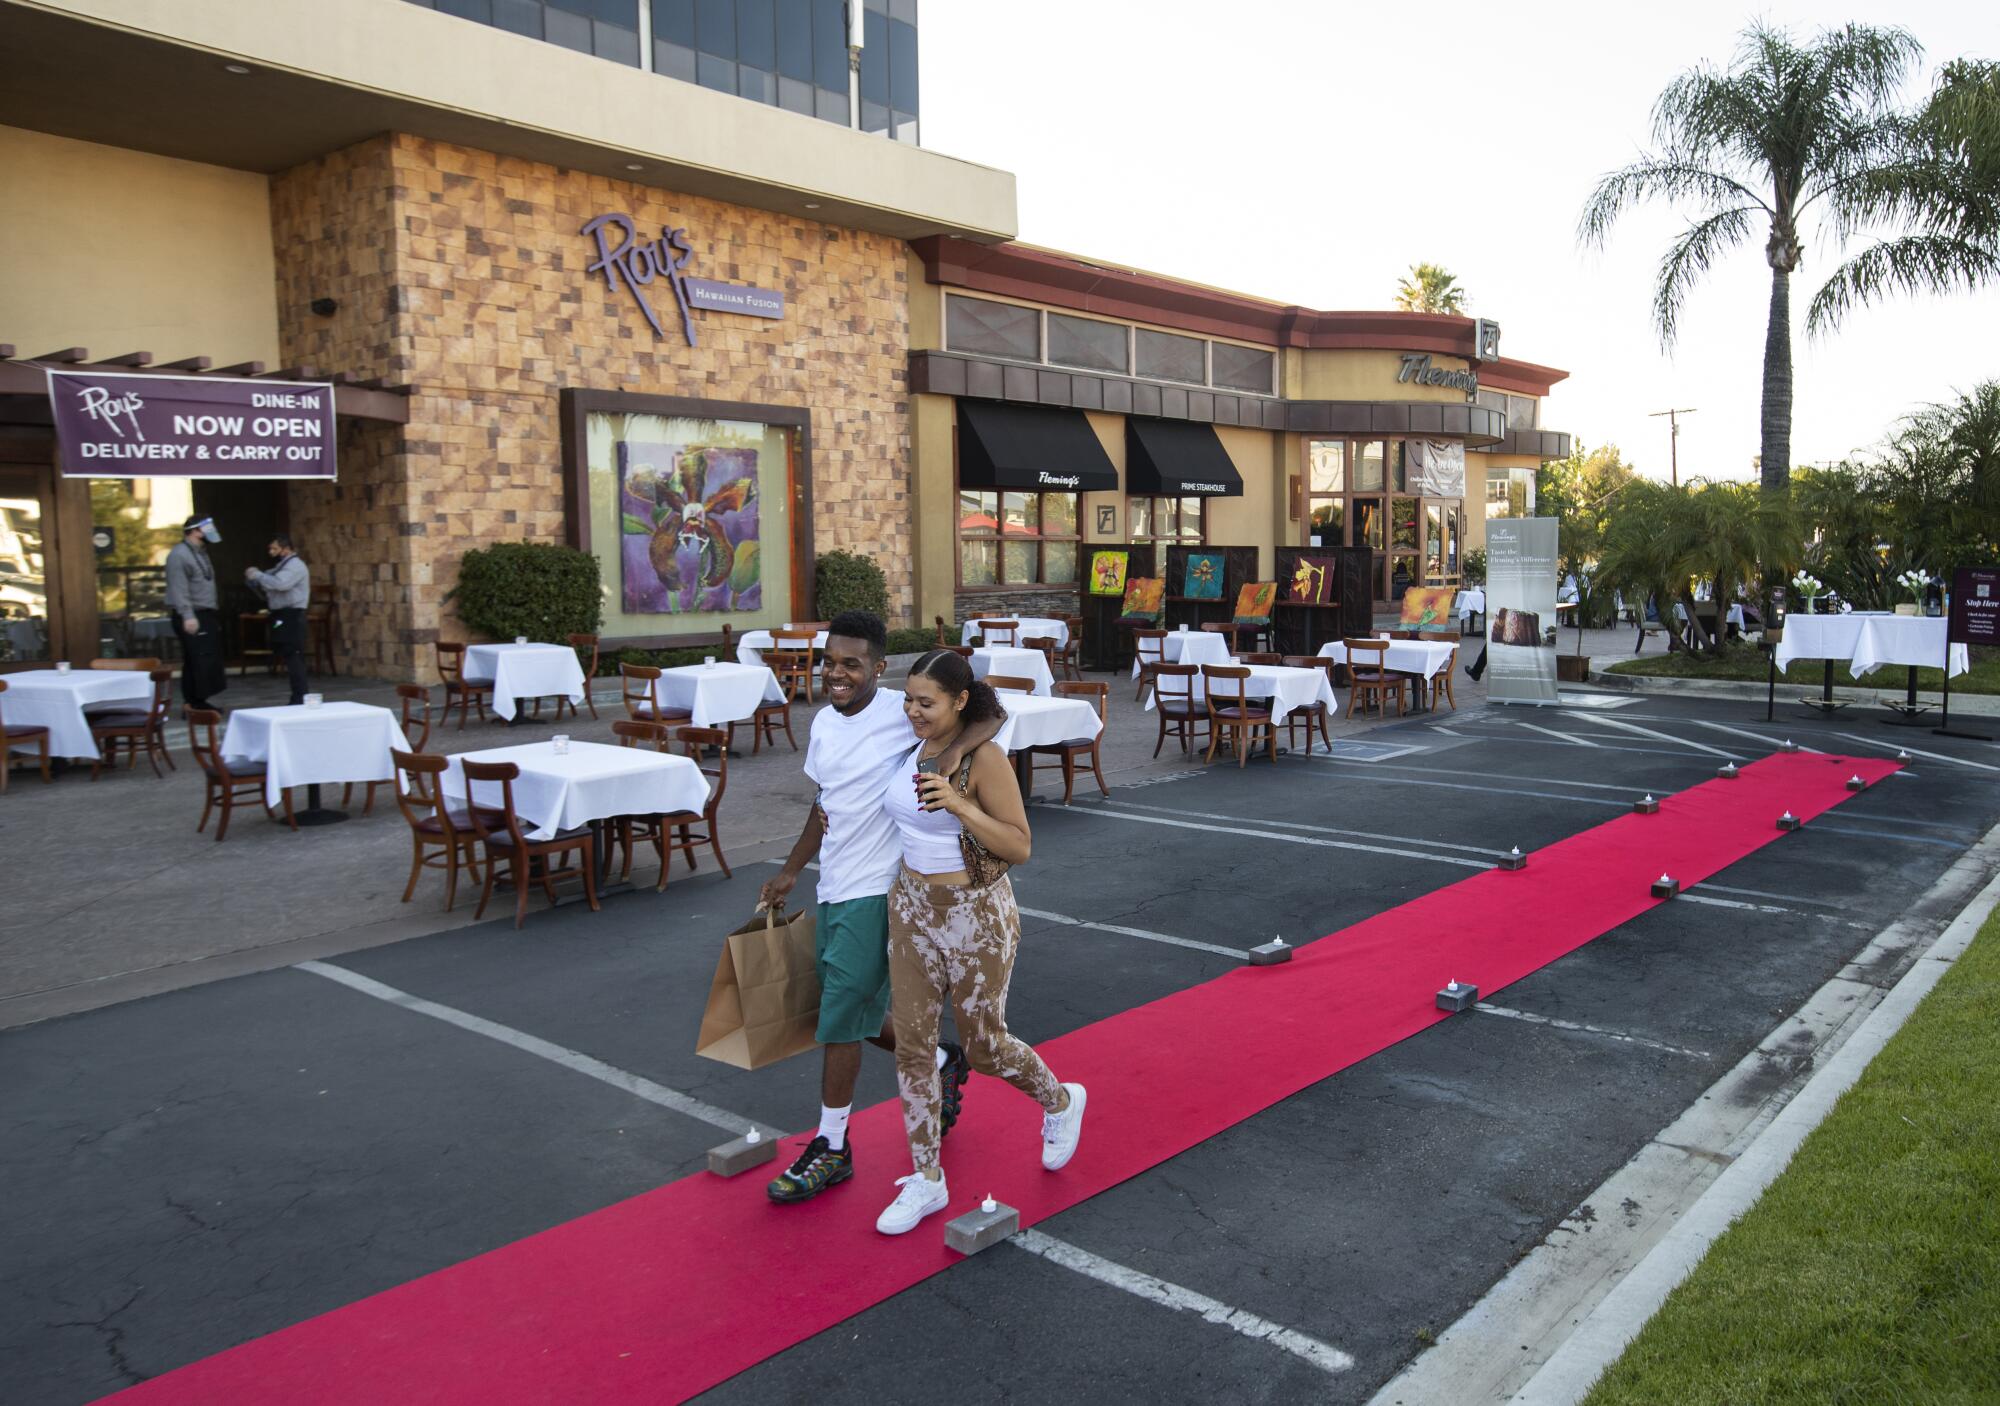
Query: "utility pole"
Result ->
[[1649, 407, 1697, 486]]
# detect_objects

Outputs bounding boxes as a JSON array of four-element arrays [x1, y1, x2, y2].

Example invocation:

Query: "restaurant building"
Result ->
[[0, 0, 1568, 680]]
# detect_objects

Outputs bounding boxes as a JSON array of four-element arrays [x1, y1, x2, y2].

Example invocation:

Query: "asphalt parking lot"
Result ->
[[7, 691, 1998, 1405]]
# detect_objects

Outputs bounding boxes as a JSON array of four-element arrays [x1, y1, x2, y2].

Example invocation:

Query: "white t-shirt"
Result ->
[[803, 687, 917, 905]]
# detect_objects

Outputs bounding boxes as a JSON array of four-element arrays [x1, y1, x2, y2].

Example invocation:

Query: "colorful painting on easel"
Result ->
[[1233, 580, 1276, 624], [1089, 550, 1130, 597], [1121, 576, 1165, 621], [1399, 586, 1457, 632], [1183, 552, 1224, 600], [1289, 556, 1337, 605]]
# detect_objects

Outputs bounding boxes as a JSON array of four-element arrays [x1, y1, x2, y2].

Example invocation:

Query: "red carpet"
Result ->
[[107, 752, 1896, 1404]]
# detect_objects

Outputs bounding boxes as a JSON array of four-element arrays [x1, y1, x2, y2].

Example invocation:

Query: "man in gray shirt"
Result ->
[[165, 515, 226, 710], [246, 534, 312, 705]]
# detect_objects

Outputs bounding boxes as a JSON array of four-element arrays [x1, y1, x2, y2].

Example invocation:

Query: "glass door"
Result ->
[[1389, 496, 1420, 601], [0, 469, 49, 663]]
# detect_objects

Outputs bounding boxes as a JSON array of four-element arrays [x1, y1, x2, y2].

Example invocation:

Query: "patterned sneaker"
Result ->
[[875, 1171, 950, 1235], [1041, 1083, 1088, 1171], [766, 1135, 853, 1204], [939, 1040, 971, 1138]]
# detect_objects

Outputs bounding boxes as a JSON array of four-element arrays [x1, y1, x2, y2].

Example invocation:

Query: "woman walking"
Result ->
[[873, 650, 1087, 1235]]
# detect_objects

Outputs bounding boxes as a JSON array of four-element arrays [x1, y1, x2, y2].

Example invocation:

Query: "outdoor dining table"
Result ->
[[734, 628, 829, 667], [1774, 612, 1966, 717], [1130, 627, 1233, 678], [961, 615, 1069, 649], [992, 692, 1102, 795], [971, 645, 1055, 696], [1145, 662, 1338, 725], [1318, 638, 1456, 711], [654, 661, 787, 728], [1453, 587, 1486, 628], [463, 642, 587, 722], [3, 668, 153, 761], [221, 701, 410, 820]]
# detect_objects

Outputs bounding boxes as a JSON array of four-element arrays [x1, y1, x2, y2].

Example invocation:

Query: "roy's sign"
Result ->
[[582, 212, 787, 348], [49, 371, 337, 479]]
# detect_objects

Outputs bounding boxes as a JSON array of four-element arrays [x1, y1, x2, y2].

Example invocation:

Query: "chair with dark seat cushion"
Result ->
[[619, 662, 693, 727], [390, 748, 498, 911], [1131, 627, 1168, 702], [187, 708, 296, 840], [0, 679, 52, 791], [1343, 638, 1406, 719], [89, 668, 176, 779], [1028, 681, 1108, 805], [1281, 655, 1337, 754], [349, 684, 435, 814], [1201, 664, 1275, 767], [1150, 662, 1207, 759], [437, 642, 495, 730], [661, 725, 732, 881], [458, 759, 600, 929]]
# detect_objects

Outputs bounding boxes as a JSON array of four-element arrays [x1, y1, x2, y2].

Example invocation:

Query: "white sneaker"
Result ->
[[875, 1171, 950, 1235], [1041, 1082, 1088, 1170]]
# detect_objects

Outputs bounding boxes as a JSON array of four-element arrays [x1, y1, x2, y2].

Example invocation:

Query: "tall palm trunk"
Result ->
[[1760, 266, 1794, 498]]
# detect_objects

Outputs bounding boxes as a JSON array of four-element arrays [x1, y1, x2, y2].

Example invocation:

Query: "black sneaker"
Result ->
[[766, 1135, 853, 1203], [939, 1040, 971, 1137]]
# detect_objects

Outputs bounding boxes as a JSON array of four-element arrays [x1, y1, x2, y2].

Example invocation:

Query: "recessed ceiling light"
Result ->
[[624, 162, 644, 171], [803, 202, 821, 210], [223, 63, 252, 74]]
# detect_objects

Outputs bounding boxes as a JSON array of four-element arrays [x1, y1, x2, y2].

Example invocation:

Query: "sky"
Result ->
[[918, 0, 2000, 483]]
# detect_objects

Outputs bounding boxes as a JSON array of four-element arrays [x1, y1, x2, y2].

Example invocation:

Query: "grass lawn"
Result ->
[[1582, 905, 2000, 1405], [1606, 642, 2000, 694]]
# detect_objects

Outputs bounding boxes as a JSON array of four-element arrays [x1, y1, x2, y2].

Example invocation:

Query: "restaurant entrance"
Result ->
[[1304, 440, 1465, 606]]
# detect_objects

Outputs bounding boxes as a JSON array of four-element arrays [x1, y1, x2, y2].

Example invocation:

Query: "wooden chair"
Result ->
[[1201, 621, 1242, 651], [389, 748, 496, 911], [1029, 681, 1108, 805], [1150, 662, 1207, 758], [0, 679, 52, 790], [769, 628, 820, 703], [1342, 638, 1406, 719], [1132, 627, 1168, 702], [82, 656, 162, 716], [307, 583, 340, 675], [1022, 635, 1060, 682], [976, 619, 1019, 647], [1058, 615, 1085, 680], [610, 720, 677, 887], [938, 644, 974, 660], [187, 708, 296, 840], [1201, 665, 1275, 767], [935, 615, 955, 646], [347, 684, 434, 813], [1241, 651, 1284, 666], [747, 686, 797, 755], [237, 610, 276, 676], [536, 633, 601, 722], [790, 620, 832, 632], [619, 662, 693, 727], [458, 759, 600, 929], [89, 668, 175, 779], [985, 675, 1036, 694], [1421, 643, 1459, 711], [660, 725, 732, 881], [1282, 655, 1337, 754], [437, 642, 494, 730]]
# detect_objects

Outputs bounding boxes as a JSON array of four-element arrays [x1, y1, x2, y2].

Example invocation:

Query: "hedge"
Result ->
[[815, 550, 889, 620], [450, 543, 602, 643]]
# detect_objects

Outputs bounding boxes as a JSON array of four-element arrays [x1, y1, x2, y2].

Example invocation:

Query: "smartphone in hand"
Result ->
[[913, 754, 942, 811]]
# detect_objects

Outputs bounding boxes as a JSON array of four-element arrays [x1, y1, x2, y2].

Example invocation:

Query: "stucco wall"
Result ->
[[0, 125, 279, 366]]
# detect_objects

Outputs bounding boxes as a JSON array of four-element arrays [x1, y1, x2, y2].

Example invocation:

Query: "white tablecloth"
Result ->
[[1319, 639, 1458, 680], [961, 616, 1070, 649], [655, 662, 786, 727], [735, 629, 828, 666], [992, 695, 1103, 753], [221, 702, 411, 807], [1150, 664, 1338, 724], [4, 670, 152, 760], [1131, 628, 1234, 678], [442, 740, 711, 842], [1675, 602, 1749, 630], [463, 643, 587, 721], [972, 646, 1056, 696], [1775, 613, 1967, 679], [1453, 587, 1486, 621]]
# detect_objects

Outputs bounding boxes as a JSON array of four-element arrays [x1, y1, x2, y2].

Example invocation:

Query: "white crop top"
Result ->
[[882, 741, 968, 876]]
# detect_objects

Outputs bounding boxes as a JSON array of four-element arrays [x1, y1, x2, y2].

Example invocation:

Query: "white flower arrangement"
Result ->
[[1790, 571, 1823, 603], [1895, 569, 1930, 598]]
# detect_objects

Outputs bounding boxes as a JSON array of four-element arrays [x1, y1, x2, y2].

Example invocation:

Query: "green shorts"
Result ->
[[814, 895, 891, 1045]]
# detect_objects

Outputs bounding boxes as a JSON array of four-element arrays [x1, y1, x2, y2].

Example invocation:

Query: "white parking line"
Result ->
[[1473, 1003, 1710, 1059], [1688, 721, 1823, 752], [1519, 722, 1601, 747], [1318, 761, 1668, 795], [1106, 799, 1510, 858], [1297, 765, 1633, 809], [1693, 881, 1842, 909], [1833, 732, 2000, 773], [1016, 906, 1247, 959], [1677, 891, 1877, 931], [297, 961, 775, 1138], [1065, 804, 1492, 868], [1572, 715, 1742, 760], [1010, 1229, 1355, 1376]]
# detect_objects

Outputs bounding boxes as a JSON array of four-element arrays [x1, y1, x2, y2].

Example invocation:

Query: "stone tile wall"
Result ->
[[272, 134, 912, 681]]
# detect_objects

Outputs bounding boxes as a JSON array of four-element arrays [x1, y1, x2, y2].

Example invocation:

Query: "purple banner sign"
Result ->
[[49, 371, 336, 479], [683, 277, 785, 320], [1949, 566, 2000, 647]]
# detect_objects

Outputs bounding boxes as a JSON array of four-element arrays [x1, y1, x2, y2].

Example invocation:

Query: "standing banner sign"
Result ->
[[1939, 566, 1999, 739], [1486, 518, 1560, 705], [48, 370, 337, 479]]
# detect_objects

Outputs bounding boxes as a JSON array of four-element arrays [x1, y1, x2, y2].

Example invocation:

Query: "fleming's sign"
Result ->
[[1396, 353, 1478, 400], [582, 212, 786, 348]]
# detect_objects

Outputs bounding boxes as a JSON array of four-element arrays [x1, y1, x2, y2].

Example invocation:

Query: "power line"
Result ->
[[1649, 407, 1697, 487]]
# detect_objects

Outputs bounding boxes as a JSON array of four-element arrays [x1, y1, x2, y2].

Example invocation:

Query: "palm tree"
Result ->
[[1579, 21, 1968, 501], [1672, 481, 1798, 654], [1394, 263, 1467, 314]]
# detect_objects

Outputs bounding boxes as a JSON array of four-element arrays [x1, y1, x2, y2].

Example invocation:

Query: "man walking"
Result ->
[[246, 534, 312, 705], [165, 515, 227, 712], [755, 610, 997, 1204]]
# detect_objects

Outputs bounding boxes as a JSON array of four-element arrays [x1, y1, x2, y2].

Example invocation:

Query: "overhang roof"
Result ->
[[0, 344, 411, 424]]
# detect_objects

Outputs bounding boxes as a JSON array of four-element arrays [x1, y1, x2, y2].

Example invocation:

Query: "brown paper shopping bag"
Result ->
[[694, 905, 822, 1070]]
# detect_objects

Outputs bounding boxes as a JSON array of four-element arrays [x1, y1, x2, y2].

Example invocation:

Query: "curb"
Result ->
[[1584, 666, 2000, 716], [1509, 836, 2000, 1405]]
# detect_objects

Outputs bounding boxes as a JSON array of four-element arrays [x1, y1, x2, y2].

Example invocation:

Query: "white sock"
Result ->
[[934, 1045, 950, 1071], [818, 1103, 851, 1150]]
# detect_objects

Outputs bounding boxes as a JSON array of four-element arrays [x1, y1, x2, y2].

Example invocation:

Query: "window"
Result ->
[[1211, 341, 1274, 395], [1134, 329, 1205, 385], [1508, 394, 1537, 430], [1354, 441, 1385, 492], [946, 296, 1040, 361], [1476, 388, 1508, 418], [1047, 313, 1127, 374], [1128, 496, 1204, 545], [1485, 466, 1534, 519], [958, 490, 1079, 586]]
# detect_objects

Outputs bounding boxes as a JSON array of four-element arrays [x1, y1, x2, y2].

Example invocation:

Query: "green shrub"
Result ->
[[604, 645, 715, 675], [885, 626, 935, 656], [815, 549, 889, 620], [1462, 549, 1487, 586], [450, 543, 602, 643]]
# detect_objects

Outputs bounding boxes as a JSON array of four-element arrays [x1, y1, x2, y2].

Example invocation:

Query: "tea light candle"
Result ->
[[981, 1194, 997, 1214], [514, 635, 528, 645], [745, 1127, 761, 1144], [55, 661, 70, 674]]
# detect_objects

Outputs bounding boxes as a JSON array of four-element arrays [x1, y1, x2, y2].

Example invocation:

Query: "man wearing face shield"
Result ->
[[246, 534, 312, 705], [165, 515, 228, 711]]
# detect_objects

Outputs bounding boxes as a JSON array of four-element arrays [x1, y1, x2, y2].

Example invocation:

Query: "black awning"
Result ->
[[1125, 417, 1244, 497], [957, 400, 1118, 492]]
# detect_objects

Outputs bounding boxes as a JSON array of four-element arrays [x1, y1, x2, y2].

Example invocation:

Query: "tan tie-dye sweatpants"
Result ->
[[887, 865, 1065, 1174]]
